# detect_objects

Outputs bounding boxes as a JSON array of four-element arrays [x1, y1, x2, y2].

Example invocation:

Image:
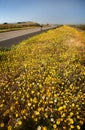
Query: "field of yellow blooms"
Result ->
[[0, 25, 85, 130]]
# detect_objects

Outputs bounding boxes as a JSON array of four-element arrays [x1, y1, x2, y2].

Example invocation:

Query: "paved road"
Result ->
[[0, 26, 56, 48]]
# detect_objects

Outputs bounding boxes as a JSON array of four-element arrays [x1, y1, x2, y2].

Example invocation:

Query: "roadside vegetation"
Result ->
[[0, 22, 41, 33], [70, 25, 85, 31], [0, 25, 85, 130]]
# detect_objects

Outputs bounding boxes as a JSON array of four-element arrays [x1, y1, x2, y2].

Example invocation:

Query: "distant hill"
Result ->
[[0, 21, 41, 32], [16, 21, 40, 26]]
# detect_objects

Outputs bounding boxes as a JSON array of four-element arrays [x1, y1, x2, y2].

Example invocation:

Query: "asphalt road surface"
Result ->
[[0, 26, 56, 48]]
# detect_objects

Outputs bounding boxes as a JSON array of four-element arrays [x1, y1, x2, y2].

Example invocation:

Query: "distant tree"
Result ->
[[17, 22, 22, 24], [3, 22, 8, 24], [47, 24, 49, 26]]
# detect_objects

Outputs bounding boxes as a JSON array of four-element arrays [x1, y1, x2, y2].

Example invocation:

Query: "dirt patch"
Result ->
[[66, 37, 85, 47]]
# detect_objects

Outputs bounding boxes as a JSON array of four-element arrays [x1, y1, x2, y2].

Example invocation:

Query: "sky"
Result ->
[[0, 0, 85, 24]]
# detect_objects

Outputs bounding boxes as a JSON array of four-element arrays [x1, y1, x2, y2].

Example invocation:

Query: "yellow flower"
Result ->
[[15, 113, 18, 117], [77, 125, 80, 129], [79, 120, 83, 125], [3, 110, 9, 116], [53, 124, 57, 129], [7, 125, 12, 130], [38, 107, 41, 112], [0, 104, 3, 108], [42, 126, 47, 130], [24, 64, 27, 68], [28, 102, 31, 106], [0, 122, 4, 127], [68, 118, 74, 124], [70, 125, 74, 129], [58, 106, 63, 111], [69, 112, 74, 117], [34, 118, 38, 122], [56, 119, 61, 125], [72, 103, 75, 107], [17, 121, 22, 125], [35, 111, 40, 115], [62, 82, 64, 85], [77, 115, 80, 119], [21, 109, 26, 115], [37, 126, 41, 130], [61, 113, 65, 118], [23, 116, 26, 119], [83, 71, 85, 75], [10, 106, 14, 111], [63, 105, 66, 109], [44, 113, 48, 118]]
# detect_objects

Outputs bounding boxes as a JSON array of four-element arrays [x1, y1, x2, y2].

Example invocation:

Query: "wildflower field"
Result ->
[[0, 25, 85, 130]]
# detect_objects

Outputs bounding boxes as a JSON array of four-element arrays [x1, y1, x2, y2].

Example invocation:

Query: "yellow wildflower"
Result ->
[[68, 118, 74, 124], [17, 121, 22, 125], [53, 124, 57, 129], [69, 112, 74, 117], [56, 119, 61, 125], [58, 106, 63, 111], [77, 125, 80, 129], [15, 113, 18, 117], [7, 125, 12, 130], [0, 122, 4, 127], [0, 104, 3, 108], [42, 126, 47, 130]]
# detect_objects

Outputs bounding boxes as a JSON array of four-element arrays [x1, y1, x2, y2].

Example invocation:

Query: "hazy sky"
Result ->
[[0, 0, 85, 24]]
